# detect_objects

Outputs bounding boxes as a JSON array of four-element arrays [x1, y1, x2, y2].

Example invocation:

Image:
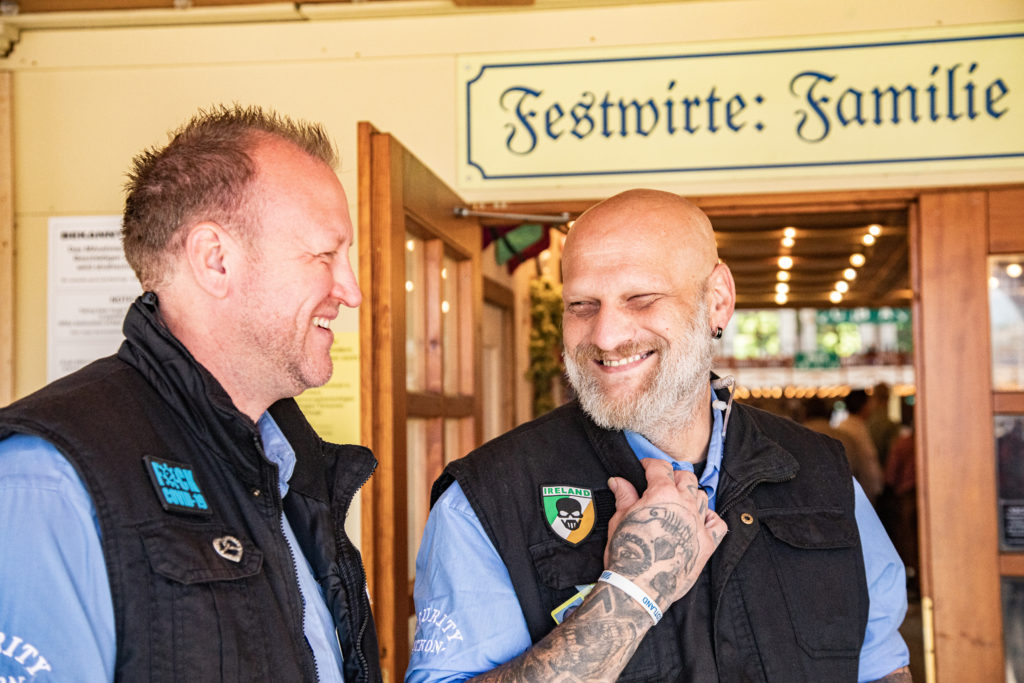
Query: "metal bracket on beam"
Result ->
[[454, 207, 571, 224]]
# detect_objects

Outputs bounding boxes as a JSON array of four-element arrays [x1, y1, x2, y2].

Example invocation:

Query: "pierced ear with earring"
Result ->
[[713, 326, 724, 340]]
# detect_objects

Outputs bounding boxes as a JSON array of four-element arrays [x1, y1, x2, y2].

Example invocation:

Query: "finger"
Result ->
[[672, 467, 698, 487], [640, 458, 677, 493], [704, 511, 729, 548], [608, 476, 639, 512], [672, 468, 700, 495]]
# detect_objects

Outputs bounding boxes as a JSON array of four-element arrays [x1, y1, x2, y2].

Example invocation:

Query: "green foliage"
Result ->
[[732, 310, 781, 358], [818, 321, 863, 357], [526, 276, 564, 416]]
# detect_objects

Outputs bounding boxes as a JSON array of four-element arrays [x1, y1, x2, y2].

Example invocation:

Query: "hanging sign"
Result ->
[[457, 23, 1024, 190]]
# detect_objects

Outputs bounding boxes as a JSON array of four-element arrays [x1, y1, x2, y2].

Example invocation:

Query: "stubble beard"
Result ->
[[565, 298, 714, 438]]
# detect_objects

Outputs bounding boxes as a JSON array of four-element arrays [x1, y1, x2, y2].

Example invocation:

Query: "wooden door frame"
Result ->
[[357, 121, 484, 681]]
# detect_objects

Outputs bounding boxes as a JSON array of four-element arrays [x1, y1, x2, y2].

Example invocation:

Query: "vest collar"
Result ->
[[116, 294, 267, 481], [716, 404, 800, 515], [572, 383, 800, 511]]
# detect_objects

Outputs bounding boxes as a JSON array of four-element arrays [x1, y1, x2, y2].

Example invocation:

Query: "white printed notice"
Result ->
[[47, 216, 141, 382]]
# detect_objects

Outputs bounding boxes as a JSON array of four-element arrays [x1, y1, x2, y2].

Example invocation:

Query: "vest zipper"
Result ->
[[253, 434, 323, 682], [336, 456, 377, 683]]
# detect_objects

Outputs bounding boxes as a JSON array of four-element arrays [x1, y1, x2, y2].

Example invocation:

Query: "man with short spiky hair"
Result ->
[[0, 105, 382, 682]]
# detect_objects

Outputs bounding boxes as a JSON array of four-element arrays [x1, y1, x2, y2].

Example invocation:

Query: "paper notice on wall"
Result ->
[[295, 332, 360, 444], [47, 216, 142, 382]]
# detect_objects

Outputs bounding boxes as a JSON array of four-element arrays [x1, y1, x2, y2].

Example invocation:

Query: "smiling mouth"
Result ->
[[313, 317, 332, 330], [598, 351, 654, 368]]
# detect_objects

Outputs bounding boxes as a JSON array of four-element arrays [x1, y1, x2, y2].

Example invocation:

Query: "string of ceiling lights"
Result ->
[[773, 223, 884, 306]]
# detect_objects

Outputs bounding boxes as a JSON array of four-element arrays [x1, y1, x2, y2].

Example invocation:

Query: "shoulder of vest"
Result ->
[[0, 355, 142, 445], [723, 402, 856, 510], [432, 402, 601, 505]]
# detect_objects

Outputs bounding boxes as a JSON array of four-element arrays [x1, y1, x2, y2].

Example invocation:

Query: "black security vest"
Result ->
[[0, 296, 382, 683], [433, 397, 868, 682]]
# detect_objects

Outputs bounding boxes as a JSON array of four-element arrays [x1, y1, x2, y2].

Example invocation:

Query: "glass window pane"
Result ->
[[407, 418, 427, 578], [406, 233, 427, 393], [990, 255, 1024, 391], [442, 254, 460, 395], [997, 415, 1024, 551], [482, 301, 512, 442], [445, 417, 472, 465], [1003, 578, 1024, 680]]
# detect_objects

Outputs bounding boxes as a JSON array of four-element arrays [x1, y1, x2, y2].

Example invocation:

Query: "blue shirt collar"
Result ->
[[623, 384, 726, 510], [256, 412, 295, 498]]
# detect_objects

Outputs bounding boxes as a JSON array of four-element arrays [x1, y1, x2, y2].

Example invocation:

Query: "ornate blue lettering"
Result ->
[[790, 70, 835, 143], [837, 88, 865, 127], [545, 103, 564, 140], [725, 94, 746, 132], [871, 85, 920, 125], [499, 86, 540, 155], [987, 79, 1009, 118], [570, 92, 596, 139]]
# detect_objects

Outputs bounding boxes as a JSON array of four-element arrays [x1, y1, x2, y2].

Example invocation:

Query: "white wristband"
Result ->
[[598, 570, 663, 624]]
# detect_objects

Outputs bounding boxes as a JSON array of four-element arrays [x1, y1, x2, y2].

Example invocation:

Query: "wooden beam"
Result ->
[[915, 190, 1003, 682]]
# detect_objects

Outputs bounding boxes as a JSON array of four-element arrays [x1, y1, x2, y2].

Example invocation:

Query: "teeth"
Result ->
[[601, 353, 646, 367], [313, 317, 331, 330]]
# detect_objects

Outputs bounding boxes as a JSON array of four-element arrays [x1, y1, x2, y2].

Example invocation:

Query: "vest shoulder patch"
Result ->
[[143, 455, 213, 516], [542, 484, 595, 546]]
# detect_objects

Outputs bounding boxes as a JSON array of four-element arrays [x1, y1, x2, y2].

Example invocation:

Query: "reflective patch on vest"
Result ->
[[143, 455, 212, 516], [542, 485, 595, 545]]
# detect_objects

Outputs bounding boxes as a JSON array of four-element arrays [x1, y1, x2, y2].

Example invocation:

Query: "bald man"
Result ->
[[407, 190, 911, 682]]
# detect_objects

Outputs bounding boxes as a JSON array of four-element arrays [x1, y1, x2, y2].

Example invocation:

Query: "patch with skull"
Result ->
[[542, 485, 595, 545]]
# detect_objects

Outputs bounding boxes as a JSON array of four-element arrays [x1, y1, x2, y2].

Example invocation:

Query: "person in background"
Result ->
[[407, 189, 911, 682], [838, 388, 886, 505], [0, 105, 381, 682], [869, 383, 902, 468], [884, 408, 918, 596]]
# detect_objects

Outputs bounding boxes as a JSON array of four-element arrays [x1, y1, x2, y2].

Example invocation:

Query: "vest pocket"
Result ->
[[137, 520, 267, 681], [140, 519, 263, 583], [759, 509, 864, 657], [529, 536, 605, 590]]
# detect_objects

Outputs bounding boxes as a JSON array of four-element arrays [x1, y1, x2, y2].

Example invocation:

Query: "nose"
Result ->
[[588, 304, 635, 352], [332, 257, 363, 308]]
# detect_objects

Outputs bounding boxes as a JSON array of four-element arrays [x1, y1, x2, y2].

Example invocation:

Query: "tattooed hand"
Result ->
[[604, 458, 727, 606]]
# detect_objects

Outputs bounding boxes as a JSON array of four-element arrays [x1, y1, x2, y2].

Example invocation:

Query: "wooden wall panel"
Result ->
[[916, 191, 1003, 682], [989, 187, 1024, 254]]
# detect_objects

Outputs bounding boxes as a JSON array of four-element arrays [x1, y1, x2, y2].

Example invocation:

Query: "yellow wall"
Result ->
[[3, 0, 1022, 396]]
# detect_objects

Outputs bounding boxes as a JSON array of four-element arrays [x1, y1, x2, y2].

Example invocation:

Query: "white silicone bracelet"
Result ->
[[598, 570, 663, 624]]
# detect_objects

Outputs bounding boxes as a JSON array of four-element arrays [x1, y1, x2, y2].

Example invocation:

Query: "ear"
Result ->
[[183, 222, 236, 299], [707, 262, 736, 331]]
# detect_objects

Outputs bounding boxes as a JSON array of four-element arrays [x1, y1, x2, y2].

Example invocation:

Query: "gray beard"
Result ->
[[564, 302, 713, 438]]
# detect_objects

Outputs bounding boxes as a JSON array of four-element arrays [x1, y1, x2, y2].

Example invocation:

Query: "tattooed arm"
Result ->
[[872, 666, 912, 682], [470, 458, 727, 683]]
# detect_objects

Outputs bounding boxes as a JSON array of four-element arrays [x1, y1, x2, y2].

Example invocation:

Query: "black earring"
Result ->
[[713, 327, 723, 340]]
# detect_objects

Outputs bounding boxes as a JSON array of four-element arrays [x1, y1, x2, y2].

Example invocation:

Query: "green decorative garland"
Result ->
[[526, 275, 564, 417]]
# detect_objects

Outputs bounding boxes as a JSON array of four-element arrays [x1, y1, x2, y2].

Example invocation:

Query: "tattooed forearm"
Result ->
[[470, 584, 649, 683], [873, 665, 912, 682]]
